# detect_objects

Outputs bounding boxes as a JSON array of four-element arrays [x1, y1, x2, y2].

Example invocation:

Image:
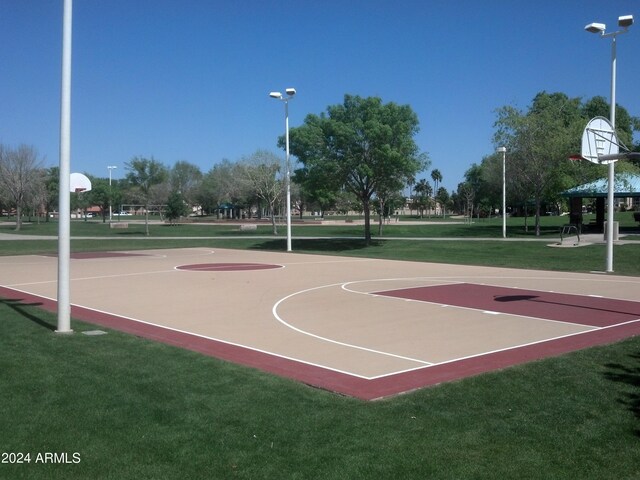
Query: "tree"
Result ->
[[125, 157, 168, 235], [436, 187, 451, 217], [460, 163, 487, 219], [430, 169, 442, 201], [237, 150, 284, 235], [413, 179, 432, 218], [82, 177, 106, 221], [582, 96, 637, 149], [287, 94, 428, 243], [170, 161, 202, 211], [374, 183, 399, 235], [43, 167, 60, 222], [457, 181, 476, 223], [165, 190, 189, 224], [196, 159, 251, 218], [0, 144, 44, 231], [292, 166, 338, 218], [493, 92, 583, 235]]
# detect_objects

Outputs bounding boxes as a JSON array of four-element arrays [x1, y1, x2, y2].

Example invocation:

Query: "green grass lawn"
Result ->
[[1, 225, 639, 275], [1, 214, 640, 478], [1, 300, 639, 480], [2, 211, 639, 239]]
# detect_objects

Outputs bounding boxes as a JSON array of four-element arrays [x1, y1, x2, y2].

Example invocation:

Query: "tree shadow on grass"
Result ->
[[0, 298, 56, 331], [603, 352, 640, 437], [112, 231, 147, 236], [249, 238, 382, 253]]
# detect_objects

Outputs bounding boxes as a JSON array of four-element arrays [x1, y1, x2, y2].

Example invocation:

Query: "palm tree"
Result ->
[[413, 179, 432, 218], [431, 169, 443, 215], [431, 169, 442, 195], [406, 174, 416, 215]]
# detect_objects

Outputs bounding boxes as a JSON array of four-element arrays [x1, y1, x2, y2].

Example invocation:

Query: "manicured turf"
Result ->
[[1, 236, 637, 275], [1, 299, 639, 479], [1, 214, 640, 275]]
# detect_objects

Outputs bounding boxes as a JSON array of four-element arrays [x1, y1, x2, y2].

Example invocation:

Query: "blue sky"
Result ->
[[1, 0, 639, 192]]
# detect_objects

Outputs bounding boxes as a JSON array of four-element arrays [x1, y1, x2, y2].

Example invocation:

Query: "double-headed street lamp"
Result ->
[[108, 165, 117, 221], [496, 147, 507, 238], [269, 88, 296, 252], [585, 14, 633, 272]]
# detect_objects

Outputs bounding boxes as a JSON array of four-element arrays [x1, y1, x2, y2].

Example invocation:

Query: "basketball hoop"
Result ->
[[69, 173, 92, 193], [568, 154, 585, 162], [581, 116, 619, 164]]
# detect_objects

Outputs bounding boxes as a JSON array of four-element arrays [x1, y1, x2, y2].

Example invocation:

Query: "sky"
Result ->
[[1, 0, 639, 192]]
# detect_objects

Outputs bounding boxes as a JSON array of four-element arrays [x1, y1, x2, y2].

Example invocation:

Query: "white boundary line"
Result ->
[[272, 282, 434, 367], [174, 263, 285, 272], [7, 269, 180, 288], [3, 279, 640, 382], [367, 317, 640, 380], [340, 278, 605, 330], [4, 254, 640, 382], [1, 285, 380, 380]]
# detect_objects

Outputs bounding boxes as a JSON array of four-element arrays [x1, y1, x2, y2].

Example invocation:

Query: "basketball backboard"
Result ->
[[581, 116, 619, 164], [69, 172, 92, 193]]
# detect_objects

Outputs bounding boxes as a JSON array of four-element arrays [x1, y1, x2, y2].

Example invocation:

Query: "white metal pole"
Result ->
[[285, 100, 292, 252], [109, 168, 112, 222], [502, 149, 506, 238], [57, 0, 73, 333], [605, 35, 617, 272], [108, 166, 116, 222]]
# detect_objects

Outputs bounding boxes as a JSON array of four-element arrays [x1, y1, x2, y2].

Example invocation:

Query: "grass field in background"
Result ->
[[1, 212, 640, 478], [1, 213, 639, 275]]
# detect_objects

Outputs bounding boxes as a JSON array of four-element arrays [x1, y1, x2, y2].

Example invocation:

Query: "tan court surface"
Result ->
[[1, 247, 639, 398]]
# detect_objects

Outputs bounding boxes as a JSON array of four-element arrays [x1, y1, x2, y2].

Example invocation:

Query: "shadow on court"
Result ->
[[0, 298, 55, 331], [494, 294, 640, 318]]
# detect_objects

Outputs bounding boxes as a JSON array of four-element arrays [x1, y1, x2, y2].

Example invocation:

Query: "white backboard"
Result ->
[[70, 172, 92, 192], [581, 116, 619, 164]]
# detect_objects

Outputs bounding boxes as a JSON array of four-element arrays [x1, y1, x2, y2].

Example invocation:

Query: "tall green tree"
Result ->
[[286, 94, 428, 243], [430, 169, 442, 199], [170, 161, 202, 210], [165, 190, 189, 224], [87, 177, 110, 222], [125, 157, 168, 235], [43, 167, 59, 222], [413, 179, 432, 218], [493, 92, 583, 235]]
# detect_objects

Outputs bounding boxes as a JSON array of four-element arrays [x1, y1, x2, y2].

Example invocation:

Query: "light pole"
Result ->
[[585, 14, 633, 272], [497, 147, 507, 238], [269, 88, 296, 252], [56, 0, 73, 334], [108, 165, 117, 221]]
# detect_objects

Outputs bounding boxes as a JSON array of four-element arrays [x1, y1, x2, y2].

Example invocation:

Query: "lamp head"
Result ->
[[285, 88, 296, 97], [585, 22, 606, 34], [618, 15, 634, 28], [269, 91, 282, 99], [496, 147, 506, 154]]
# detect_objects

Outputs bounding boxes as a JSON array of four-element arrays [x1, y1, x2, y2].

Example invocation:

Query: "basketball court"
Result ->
[[1, 247, 639, 400]]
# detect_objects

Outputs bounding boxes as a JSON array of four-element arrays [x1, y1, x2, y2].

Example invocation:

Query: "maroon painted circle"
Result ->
[[176, 263, 282, 272]]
